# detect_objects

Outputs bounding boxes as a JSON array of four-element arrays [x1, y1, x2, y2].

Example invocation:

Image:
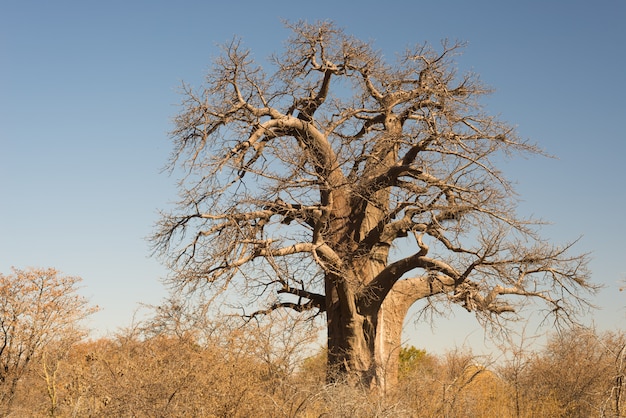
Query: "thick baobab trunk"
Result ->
[[375, 277, 451, 390], [323, 161, 416, 389], [325, 277, 378, 387], [326, 276, 448, 391], [325, 284, 414, 390], [374, 280, 423, 391]]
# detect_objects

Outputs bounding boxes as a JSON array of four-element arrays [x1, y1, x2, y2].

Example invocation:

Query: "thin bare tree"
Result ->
[[0, 267, 96, 414], [153, 21, 597, 389]]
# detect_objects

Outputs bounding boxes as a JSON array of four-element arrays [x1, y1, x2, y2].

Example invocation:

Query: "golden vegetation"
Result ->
[[1, 269, 623, 417]]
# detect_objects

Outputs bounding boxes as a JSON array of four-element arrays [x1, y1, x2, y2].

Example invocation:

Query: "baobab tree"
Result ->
[[153, 21, 596, 390]]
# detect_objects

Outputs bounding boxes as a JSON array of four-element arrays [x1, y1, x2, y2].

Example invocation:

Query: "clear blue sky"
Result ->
[[2, 1, 624, 351]]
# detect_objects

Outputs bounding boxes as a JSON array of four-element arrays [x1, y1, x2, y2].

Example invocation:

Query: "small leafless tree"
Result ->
[[0, 267, 97, 415], [153, 21, 597, 389], [511, 328, 624, 418]]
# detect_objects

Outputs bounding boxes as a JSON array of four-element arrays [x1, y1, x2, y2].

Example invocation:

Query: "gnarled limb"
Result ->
[[154, 21, 596, 391]]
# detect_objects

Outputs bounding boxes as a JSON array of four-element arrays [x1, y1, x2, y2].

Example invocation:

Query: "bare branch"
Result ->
[[154, 21, 595, 389]]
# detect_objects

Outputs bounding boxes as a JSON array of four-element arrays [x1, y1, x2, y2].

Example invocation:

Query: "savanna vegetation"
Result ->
[[4, 20, 624, 417], [1, 284, 624, 417]]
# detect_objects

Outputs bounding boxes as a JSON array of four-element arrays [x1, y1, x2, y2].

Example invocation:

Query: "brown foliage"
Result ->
[[395, 347, 510, 417], [0, 267, 96, 415], [500, 328, 626, 418], [5, 314, 626, 417]]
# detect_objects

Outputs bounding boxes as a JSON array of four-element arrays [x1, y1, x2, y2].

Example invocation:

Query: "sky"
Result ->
[[1, 0, 625, 353]]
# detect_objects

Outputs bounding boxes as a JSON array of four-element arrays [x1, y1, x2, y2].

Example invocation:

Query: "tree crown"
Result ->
[[154, 20, 595, 327]]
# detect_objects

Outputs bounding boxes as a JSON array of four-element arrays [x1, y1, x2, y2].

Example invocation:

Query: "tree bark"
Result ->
[[324, 269, 377, 385], [374, 277, 448, 391], [326, 275, 449, 390], [325, 283, 376, 387]]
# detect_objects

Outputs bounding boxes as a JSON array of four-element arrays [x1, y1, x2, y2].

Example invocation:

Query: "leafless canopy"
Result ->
[[153, 21, 595, 332]]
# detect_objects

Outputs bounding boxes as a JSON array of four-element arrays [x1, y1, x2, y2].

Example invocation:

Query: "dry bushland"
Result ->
[[6, 316, 625, 417]]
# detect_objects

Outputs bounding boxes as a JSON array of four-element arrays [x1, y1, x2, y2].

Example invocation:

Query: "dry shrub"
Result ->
[[6, 291, 624, 417]]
